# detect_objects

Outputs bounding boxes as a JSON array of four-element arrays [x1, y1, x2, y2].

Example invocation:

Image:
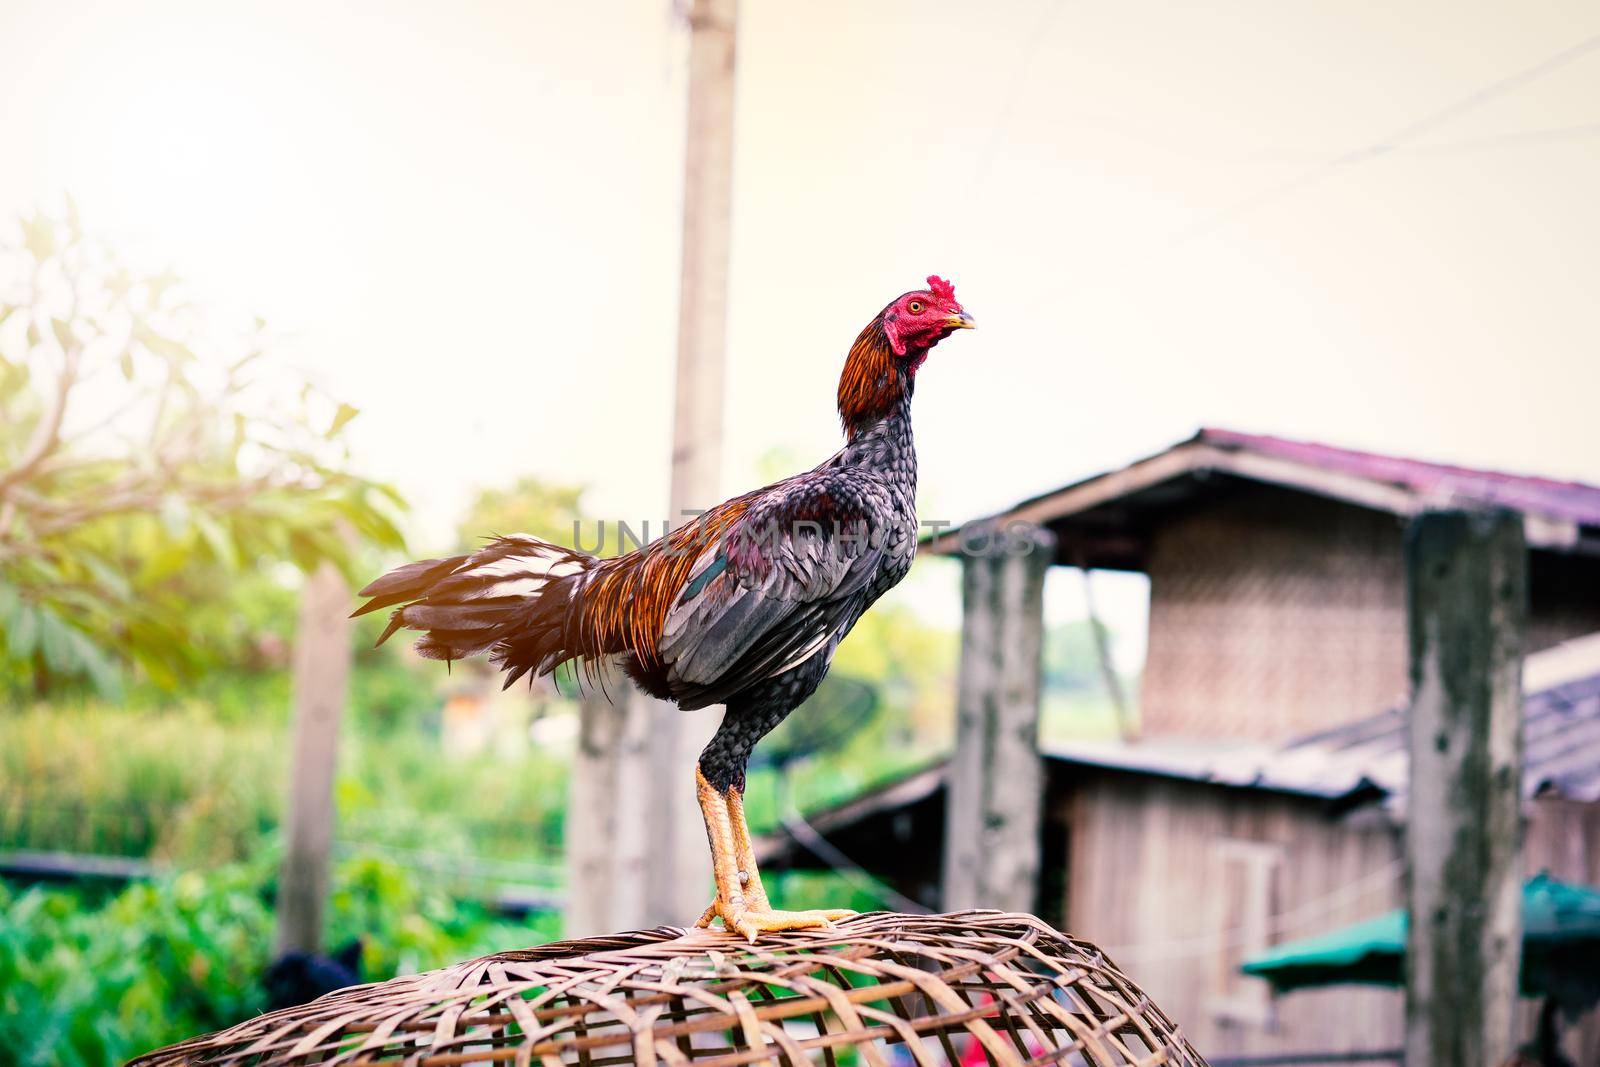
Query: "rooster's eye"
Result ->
[[908, 301, 924, 314]]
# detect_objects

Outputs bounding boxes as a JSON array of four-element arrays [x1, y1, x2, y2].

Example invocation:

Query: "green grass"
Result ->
[[0, 701, 280, 862], [0, 655, 570, 874]]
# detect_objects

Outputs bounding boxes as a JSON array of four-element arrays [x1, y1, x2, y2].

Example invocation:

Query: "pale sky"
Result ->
[[6, 0, 1600, 666]]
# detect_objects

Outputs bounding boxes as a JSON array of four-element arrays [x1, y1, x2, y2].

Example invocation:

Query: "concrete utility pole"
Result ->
[[564, 0, 739, 931], [640, 0, 740, 927], [564, 687, 655, 935], [275, 561, 354, 956], [943, 523, 1056, 913], [1403, 509, 1525, 1067]]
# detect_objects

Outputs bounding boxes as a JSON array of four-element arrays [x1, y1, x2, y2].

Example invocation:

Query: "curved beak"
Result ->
[[946, 310, 976, 330]]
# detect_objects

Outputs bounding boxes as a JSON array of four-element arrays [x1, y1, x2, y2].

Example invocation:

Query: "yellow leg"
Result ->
[[692, 767, 855, 941], [725, 785, 772, 912]]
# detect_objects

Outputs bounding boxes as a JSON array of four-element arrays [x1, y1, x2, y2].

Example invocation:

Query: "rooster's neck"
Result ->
[[836, 321, 917, 494], [837, 317, 921, 443]]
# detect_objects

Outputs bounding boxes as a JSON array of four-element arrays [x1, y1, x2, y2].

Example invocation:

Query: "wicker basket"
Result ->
[[132, 911, 1207, 1066]]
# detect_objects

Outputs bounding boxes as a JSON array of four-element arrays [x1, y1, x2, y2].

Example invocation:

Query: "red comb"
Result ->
[[927, 275, 956, 301]]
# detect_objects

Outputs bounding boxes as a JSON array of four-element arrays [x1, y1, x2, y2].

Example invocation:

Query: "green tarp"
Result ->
[[1241, 874, 1600, 1006]]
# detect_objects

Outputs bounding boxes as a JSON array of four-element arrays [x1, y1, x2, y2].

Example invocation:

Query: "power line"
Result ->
[[1398, 118, 1600, 156], [1163, 29, 1600, 249], [963, 0, 1073, 200], [778, 810, 934, 915]]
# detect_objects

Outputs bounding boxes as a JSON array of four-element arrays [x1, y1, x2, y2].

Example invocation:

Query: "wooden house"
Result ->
[[957, 427, 1600, 741], [759, 429, 1600, 1065]]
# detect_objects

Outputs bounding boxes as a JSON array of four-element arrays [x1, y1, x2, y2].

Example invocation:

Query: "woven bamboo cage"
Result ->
[[133, 911, 1207, 1067]]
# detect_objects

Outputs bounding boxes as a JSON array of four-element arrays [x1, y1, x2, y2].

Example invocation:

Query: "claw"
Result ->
[[694, 767, 858, 942], [699, 901, 859, 941]]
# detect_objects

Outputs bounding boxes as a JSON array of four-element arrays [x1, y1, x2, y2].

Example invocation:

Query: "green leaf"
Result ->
[[78, 554, 132, 600], [129, 644, 178, 689], [327, 402, 359, 438], [193, 511, 239, 569], [136, 328, 194, 363], [36, 608, 75, 672], [7, 604, 38, 658], [63, 625, 120, 697], [22, 214, 55, 259], [159, 494, 190, 537], [120, 349, 135, 380]]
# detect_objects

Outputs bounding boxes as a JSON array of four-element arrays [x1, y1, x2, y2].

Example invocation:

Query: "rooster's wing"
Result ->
[[657, 468, 904, 710]]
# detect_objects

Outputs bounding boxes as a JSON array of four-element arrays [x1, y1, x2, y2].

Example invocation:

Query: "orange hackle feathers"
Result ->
[[572, 495, 754, 670], [836, 319, 900, 437]]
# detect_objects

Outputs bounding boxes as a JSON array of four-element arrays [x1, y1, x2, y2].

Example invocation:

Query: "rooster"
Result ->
[[355, 276, 974, 938]]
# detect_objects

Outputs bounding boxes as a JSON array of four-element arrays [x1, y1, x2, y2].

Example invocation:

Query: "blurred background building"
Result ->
[[760, 428, 1600, 1063]]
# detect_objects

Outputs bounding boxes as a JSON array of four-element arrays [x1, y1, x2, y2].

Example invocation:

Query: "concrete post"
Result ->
[[1404, 509, 1525, 1067], [275, 561, 353, 956], [942, 522, 1056, 913], [565, 686, 655, 936], [641, 0, 740, 927]]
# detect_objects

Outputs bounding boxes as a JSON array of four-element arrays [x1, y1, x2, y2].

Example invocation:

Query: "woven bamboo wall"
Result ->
[[1137, 487, 1600, 740], [1058, 771, 1600, 1065], [1138, 490, 1411, 740]]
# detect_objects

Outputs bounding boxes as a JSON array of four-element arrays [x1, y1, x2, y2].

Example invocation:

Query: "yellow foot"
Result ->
[[695, 901, 857, 942]]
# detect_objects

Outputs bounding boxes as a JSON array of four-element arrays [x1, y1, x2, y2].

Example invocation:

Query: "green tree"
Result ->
[[455, 475, 586, 551], [0, 208, 405, 696]]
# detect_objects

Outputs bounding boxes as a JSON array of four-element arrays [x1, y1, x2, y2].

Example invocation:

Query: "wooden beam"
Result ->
[[275, 561, 353, 956], [942, 523, 1056, 912], [0, 848, 156, 883], [1403, 509, 1525, 1067]]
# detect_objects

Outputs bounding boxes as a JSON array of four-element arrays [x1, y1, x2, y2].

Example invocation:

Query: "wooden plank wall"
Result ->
[[1062, 772, 1404, 1062], [1059, 772, 1600, 1064]]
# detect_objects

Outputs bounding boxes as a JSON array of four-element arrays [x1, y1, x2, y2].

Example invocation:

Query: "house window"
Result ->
[[1206, 839, 1283, 1028]]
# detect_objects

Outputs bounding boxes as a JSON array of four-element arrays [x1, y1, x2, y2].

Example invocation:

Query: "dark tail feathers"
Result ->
[[354, 535, 596, 689]]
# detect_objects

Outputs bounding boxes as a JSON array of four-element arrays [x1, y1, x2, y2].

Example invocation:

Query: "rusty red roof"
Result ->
[[928, 427, 1600, 566], [1198, 428, 1600, 528]]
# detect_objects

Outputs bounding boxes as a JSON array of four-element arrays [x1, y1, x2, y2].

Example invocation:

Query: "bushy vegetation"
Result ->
[[0, 209, 405, 698], [0, 852, 556, 1067], [0, 653, 569, 871]]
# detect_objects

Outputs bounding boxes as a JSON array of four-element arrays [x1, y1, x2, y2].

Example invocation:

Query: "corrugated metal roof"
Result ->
[[1200, 428, 1600, 528], [925, 427, 1600, 564], [1043, 632, 1600, 810]]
